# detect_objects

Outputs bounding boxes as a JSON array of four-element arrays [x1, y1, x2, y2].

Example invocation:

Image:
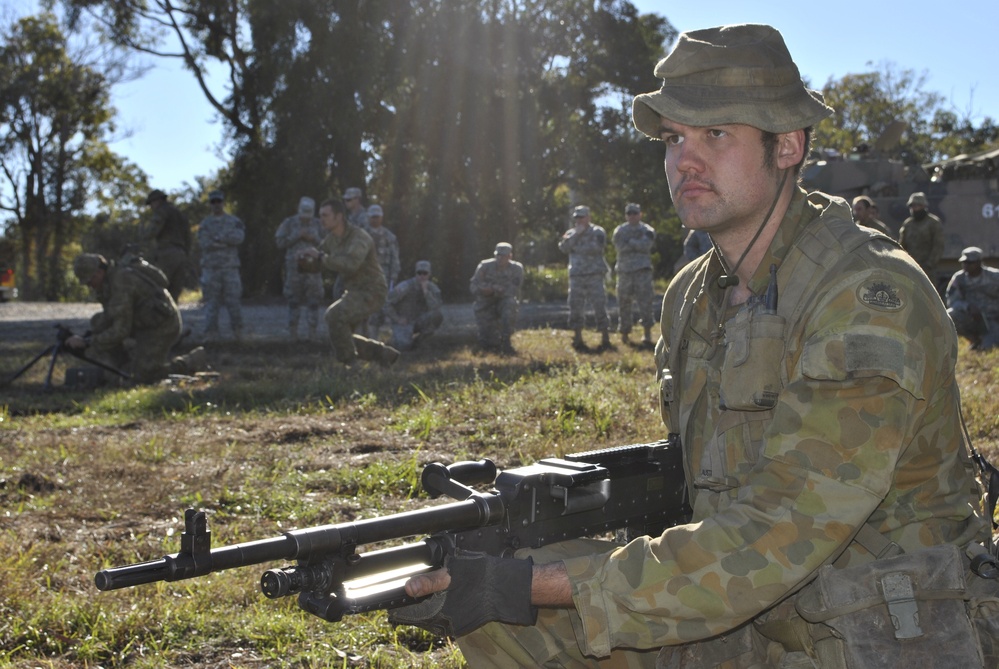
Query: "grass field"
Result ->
[[1, 325, 997, 668]]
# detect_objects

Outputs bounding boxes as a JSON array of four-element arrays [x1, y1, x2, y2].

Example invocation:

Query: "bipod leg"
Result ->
[[70, 351, 131, 381], [43, 343, 63, 392], [3, 345, 57, 387]]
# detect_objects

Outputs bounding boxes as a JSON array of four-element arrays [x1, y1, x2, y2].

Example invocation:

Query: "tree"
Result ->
[[814, 61, 999, 164], [0, 13, 140, 300], [62, 0, 679, 295]]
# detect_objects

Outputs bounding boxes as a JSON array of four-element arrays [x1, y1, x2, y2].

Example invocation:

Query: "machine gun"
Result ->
[[95, 438, 691, 623], [3, 324, 130, 391]]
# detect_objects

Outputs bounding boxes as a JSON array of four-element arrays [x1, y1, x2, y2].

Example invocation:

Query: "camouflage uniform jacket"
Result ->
[[368, 226, 401, 287], [387, 277, 442, 323], [561, 189, 986, 657], [469, 258, 525, 305], [348, 207, 370, 232], [558, 224, 608, 276], [275, 215, 323, 267], [946, 264, 999, 321], [146, 201, 191, 252], [318, 225, 387, 298], [198, 213, 245, 269], [898, 212, 944, 274], [612, 221, 655, 273], [92, 260, 181, 349]]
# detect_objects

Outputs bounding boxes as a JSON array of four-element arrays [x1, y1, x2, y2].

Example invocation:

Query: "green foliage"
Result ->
[[521, 264, 569, 302]]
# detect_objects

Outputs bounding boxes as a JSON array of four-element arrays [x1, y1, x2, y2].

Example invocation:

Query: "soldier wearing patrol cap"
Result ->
[[469, 242, 525, 353], [385, 260, 443, 351], [275, 196, 325, 340], [946, 245, 999, 350], [558, 204, 612, 351], [197, 189, 245, 341], [612, 202, 656, 347], [343, 187, 370, 232], [898, 191, 944, 283], [393, 24, 994, 668]]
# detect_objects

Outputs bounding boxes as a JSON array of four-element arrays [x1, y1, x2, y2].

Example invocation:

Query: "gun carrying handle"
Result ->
[[422, 460, 497, 500]]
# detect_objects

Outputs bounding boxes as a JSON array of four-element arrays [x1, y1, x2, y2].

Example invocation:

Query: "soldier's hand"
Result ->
[[390, 550, 536, 638], [65, 335, 87, 350], [480, 286, 495, 296]]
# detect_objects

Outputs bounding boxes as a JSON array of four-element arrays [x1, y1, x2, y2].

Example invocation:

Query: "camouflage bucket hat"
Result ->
[[73, 253, 106, 282], [907, 192, 928, 207], [632, 24, 833, 138]]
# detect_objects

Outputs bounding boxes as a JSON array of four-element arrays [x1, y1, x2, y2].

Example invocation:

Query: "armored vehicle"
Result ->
[[802, 121, 999, 287]]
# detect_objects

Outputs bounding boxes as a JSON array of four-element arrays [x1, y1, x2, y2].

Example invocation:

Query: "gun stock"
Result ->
[[95, 438, 690, 623]]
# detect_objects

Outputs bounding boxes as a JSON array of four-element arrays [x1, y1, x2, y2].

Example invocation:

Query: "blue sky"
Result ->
[[4, 0, 996, 192]]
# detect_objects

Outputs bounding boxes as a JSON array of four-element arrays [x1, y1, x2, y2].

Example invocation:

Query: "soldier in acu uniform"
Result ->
[[612, 202, 656, 347], [197, 190, 245, 341], [143, 189, 192, 300], [393, 24, 996, 669], [946, 245, 999, 350], [386, 260, 443, 351], [275, 196, 324, 340], [364, 204, 401, 339], [469, 242, 524, 353], [558, 205, 611, 351]]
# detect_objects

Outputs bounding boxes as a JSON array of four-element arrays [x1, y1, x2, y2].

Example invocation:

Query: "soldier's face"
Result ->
[[210, 199, 224, 214], [661, 119, 800, 236], [852, 202, 871, 223], [320, 205, 345, 235], [370, 215, 383, 227]]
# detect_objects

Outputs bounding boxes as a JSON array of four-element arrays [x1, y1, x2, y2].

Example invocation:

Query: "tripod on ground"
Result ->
[[3, 324, 130, 391]]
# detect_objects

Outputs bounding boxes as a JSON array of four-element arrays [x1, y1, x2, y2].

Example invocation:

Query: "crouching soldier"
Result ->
[[386, 260, 444, 350], [70, 253, 205, 384]]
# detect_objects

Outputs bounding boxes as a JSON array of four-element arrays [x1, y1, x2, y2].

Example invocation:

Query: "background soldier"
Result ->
[[386, 260, 443, 351], [946, 245, 999, 350], [611, 202, 656, 347], [275, 196, 324, 341], [470, 242, 524, 354], [68, 253, 202, 383], [300, 199, 399, 368], [851, 195, 893, 237], [558, 205, 611, 351], [143, 189, 192, 300], [365, 204, 401, 339], [343, 187, 369, 231], [898, 191, 944, 283], [197, 190, 245, 341], [395, 24, 992, 667]]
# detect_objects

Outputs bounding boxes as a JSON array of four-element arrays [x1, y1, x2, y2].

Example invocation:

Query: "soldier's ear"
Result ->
[[776, 130, 805, 170]]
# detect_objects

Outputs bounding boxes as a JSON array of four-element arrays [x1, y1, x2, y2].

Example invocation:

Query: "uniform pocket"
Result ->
[[720, 308, 786, 411]]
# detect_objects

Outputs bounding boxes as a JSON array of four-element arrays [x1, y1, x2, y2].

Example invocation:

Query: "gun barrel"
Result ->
[[96, 494, 505, 592]]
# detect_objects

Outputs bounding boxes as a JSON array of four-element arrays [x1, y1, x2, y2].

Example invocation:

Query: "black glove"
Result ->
[[388, 549, 537, 637]]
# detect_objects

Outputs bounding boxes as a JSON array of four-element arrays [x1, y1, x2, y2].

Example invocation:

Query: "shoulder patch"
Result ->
[[858, 280, 904, 311]]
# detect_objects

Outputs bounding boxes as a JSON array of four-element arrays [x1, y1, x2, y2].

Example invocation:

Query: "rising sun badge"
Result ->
[[859, 281, 903, 310]]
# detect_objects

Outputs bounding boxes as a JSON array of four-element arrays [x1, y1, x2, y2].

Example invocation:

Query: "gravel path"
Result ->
[[0, 299, 572, 345]]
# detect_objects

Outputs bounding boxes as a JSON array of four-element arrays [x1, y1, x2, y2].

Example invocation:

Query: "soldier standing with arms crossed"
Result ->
[[612, 202, 656, 347], [393, 24, 995, 668], [559, 205, 612, 351], [197, 190, 245, 342]]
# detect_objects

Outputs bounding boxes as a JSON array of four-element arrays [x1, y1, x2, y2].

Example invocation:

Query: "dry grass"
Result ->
[[0, 327, 996, 668]]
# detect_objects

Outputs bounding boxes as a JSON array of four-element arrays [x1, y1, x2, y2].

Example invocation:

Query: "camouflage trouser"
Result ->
[[948, 307, 999, 348], [153, 246, 193, 301], [323, 288, 393, 363], [616, 268, 655, 333], [474, 297, 519, 348], [567, 273, 609, 332], [201, 267, 243, 333], [89, 311, 182, 384], [458, 539, 660, 668], [390, 311, 443, 350], [284, 266, 324, 332]]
